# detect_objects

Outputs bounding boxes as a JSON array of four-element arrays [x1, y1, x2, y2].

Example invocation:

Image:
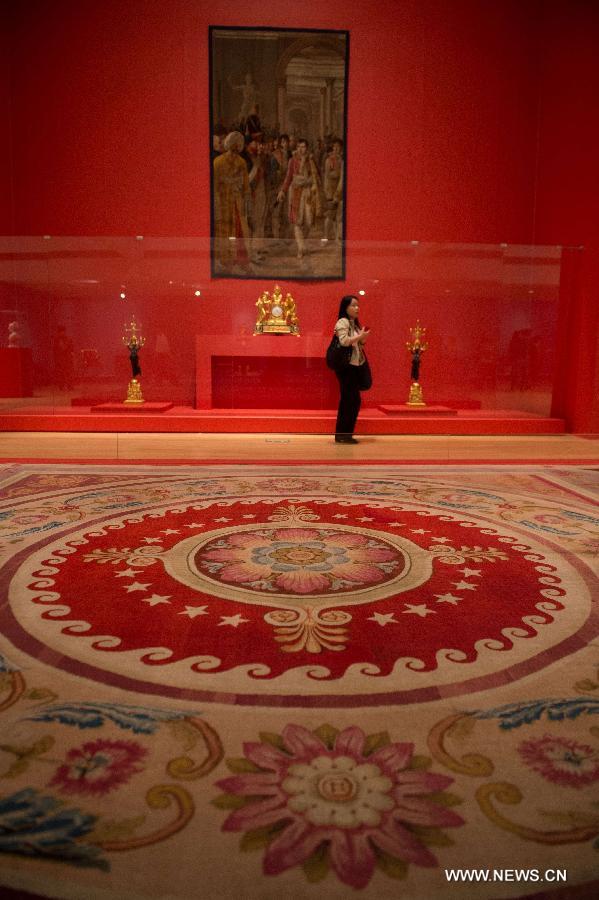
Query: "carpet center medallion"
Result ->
[[4, 467, 594, 706]]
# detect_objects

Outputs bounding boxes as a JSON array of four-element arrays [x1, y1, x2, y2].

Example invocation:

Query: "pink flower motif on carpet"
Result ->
[[48, 739, 147, 796], [198, 527, 402, 595], [518, 734, 599, 788], [214, 724, 464, 888]]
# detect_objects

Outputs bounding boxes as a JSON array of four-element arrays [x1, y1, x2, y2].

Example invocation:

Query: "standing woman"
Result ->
[[334, 295, 370, 443]]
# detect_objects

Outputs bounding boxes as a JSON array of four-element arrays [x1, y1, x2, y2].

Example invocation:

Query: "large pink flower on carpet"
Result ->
[[518, 734, 599, 788], [214, 724, 463, 888], [198, 527, 401, 596]]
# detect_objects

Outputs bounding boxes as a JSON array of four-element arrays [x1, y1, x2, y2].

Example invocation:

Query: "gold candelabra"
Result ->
[[406, 320, 428, 406], [122, 317, 146, 404]]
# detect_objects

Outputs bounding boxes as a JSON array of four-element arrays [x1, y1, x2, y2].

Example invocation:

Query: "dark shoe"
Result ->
[[335, 435, 359, 444]]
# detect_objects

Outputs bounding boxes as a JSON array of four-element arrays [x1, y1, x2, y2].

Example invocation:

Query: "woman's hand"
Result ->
[[355, 327, 370, 344]]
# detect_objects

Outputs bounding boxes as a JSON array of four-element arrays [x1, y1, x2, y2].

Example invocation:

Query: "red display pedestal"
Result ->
[[0, 348, 33, 397], [379, 404, 457, 416], [195, 334, 336, 409], [92, 402, 174, 413]]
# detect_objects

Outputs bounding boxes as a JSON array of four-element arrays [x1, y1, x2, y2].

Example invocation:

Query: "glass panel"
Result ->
[[0, 236, 581, 428]]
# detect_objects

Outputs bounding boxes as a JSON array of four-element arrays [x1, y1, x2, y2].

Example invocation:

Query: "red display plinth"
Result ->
[[0, 348, 33, 397], [379, 404, 457, 416], [92, 402, 174, 413], [0, 407, 566, 434], [195, 334, 336, 409]]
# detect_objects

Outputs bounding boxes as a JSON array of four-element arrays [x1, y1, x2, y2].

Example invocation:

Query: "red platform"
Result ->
[[0, 405, 566, 435], [379, 404, 457, 416], [196, 333, 335, 409], [92, 402, 174, 413]]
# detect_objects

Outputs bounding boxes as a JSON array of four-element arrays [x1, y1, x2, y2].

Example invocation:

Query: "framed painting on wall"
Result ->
[[210, 26, 349, 280]]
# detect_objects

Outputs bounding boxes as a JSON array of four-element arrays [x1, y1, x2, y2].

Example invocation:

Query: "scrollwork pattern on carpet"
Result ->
[[0, 671, 223, 870]]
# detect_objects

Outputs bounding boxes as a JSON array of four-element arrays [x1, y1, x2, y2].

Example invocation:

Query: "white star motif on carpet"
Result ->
[[161, 529, 180, 535], [410, 528, 430, 534], [332, 514, 348, 519], [431, 537, 452, 543], [141, 594, 171, 606], [123, 582, 151, 593], [114, 568, 142, 578], [434, 593, 462, 605], [214, 517, 232, 523], [389, 522, 405, 527], [218, 614, 249, 627], [183, 522, 205, 528], [368, 612, 398, 626], [453, 581, 477, 591], [178, 605, 209, 618], [357, 516, 374, 522], [241, 514, 256, 519], [460, 567, 482, 577], [402, 604, 435, 617], [142, 537, 163, 544]]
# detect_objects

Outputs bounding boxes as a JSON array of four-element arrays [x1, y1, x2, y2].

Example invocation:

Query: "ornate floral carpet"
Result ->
[[0, 462, 597, 900]]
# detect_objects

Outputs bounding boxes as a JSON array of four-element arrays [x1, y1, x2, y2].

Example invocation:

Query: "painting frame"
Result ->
[[209, 25, 349, 281]]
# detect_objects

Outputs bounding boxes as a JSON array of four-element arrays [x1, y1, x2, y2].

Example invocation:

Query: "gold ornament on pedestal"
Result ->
[[406, 320, 428, 406], [123, 317, 146, 404], [254, 285, 300, 335]]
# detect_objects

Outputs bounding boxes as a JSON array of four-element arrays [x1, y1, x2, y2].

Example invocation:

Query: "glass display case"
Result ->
[[0, 236, 581, 432]]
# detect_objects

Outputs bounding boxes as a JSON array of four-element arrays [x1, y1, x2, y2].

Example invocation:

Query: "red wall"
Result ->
[[7, 0, 539, 240], [533, 0, 599, 433], [0, 5, 14, 234], [2, 0, 598, 428]]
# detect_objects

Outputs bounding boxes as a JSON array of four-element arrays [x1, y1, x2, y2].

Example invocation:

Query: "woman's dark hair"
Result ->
[[338, 295, 360, 328]]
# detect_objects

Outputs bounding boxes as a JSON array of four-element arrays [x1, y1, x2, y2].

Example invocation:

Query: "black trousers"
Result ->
[[335, 365, 362, 437]]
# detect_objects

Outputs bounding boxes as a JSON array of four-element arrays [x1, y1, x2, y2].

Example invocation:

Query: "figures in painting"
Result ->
[[213, 128, 340, 274], [277, 139, 322, 259], [211, 29, 347, 277], [228, 72, 259, 124], [323, 139, 344, 242], [247, 138, 269, 261], [213, 131, 251, 272]]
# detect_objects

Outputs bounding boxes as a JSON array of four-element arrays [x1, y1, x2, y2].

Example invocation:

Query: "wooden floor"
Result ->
[[0, 431, 598, 462]]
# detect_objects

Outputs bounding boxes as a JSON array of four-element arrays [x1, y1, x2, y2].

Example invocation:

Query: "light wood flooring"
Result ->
[[0, 432, 597, 462]]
